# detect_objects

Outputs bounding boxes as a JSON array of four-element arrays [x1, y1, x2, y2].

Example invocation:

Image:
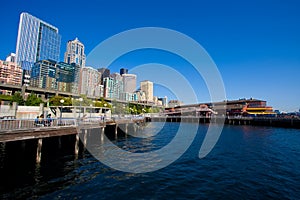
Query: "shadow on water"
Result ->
[[1, 123, 300, 199], [0, 122, 179, 199]]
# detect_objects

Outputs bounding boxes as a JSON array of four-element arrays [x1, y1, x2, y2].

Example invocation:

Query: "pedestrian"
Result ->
[[45, 114, 52, 126]]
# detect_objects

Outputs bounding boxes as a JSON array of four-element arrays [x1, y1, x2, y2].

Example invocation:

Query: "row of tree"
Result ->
[[0, 92, 42, 106], [0, 93, 111, 107], [0, 93, 160, 113]]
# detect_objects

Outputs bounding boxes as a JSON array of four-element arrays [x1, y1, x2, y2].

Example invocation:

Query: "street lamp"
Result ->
[[60, 99, 64, 125], [79, 97, 83, 120], [90, 104, 92, 119]]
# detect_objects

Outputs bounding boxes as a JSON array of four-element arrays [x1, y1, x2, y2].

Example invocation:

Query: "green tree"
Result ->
[[49, 96, 73, 106], [25, 93, 43, 106], [10, 92, 24, 105]]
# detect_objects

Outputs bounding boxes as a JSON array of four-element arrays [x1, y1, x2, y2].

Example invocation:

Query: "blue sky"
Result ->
[[0, 0, 299, 111]]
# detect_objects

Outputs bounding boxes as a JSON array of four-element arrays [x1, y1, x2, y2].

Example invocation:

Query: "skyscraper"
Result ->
[[79, 66, 102, 97], [15, 12, 61, 85], [64, 37, 86, 68], [122, 74, 136, 93], [30, 59, 79, 93], [140, 80, 153, 102], [98, 68, 110, 83], [120, 68, 128, 75]]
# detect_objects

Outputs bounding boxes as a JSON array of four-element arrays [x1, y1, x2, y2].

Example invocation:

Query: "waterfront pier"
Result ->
[[148, 116, 300, 129], [0, 117, 145, 163]]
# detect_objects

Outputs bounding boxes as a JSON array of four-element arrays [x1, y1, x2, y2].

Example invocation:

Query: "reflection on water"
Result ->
[[0, 123, 300, 199]]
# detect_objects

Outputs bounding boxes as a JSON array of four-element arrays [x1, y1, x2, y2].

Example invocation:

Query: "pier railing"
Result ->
[[0, 118, 79, 131], [0, 115, 146, 132]]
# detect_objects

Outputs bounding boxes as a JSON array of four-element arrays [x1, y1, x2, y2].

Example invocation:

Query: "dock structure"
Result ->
[[0, 117, 145, 164], [1, 115, 299, 164], [147, 116, 300, 129]]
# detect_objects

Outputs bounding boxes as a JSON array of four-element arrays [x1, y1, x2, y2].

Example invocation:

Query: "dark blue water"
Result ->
[[1, 123, 300, 199]]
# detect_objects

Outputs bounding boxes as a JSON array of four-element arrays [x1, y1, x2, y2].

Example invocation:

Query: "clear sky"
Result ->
[[0, 0, 299, 112]]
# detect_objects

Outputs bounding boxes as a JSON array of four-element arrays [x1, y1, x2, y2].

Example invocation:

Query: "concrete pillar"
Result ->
[[39, 103, 44, 116], [58, 137, 62, 149], [101, 127, 105, 142], [83, 129, 87, 148], [126, 123, 129, 134], [12, 102, 18, 118], [36, 138, 43, 164], [75, 133, 79, 155], [115, 125, 118, 138]]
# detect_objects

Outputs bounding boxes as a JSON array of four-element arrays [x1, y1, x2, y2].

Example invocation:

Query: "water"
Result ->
[[1, 122, 300, 199]]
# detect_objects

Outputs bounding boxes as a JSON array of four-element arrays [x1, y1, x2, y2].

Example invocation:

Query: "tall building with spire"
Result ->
[[64, 38, 86, 68], [15, 12, 61, 85]]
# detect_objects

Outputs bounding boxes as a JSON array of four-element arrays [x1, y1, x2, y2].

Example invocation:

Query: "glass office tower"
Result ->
[[15, 12, 61, 85]]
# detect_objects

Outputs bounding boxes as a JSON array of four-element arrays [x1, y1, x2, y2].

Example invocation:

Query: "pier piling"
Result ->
[[36, 138, 43, 164]]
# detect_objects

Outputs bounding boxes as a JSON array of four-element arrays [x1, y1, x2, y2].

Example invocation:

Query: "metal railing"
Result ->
[[0, 118, 77, 131], [0, 115, 146, 132]]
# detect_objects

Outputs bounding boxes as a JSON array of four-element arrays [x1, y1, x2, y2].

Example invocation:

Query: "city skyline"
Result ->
[[0, 0, 299, 111]]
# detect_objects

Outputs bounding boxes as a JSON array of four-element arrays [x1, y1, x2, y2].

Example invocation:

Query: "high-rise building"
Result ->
[[122, 74, 136, 93], [103, 74, 124, 100], [30, 59, 78, 93], [98, 68, 110, 83], [64, 37, 86, 68], [120, 68, 128, 75], [79, 66, 102, 97], [30, 59, 57, 90], [0, 60, 22, 86], [6, 53, 16, 63], [140, 80, 153, 102], [15, 12, 61, 85], [57, 62, 80, 93]]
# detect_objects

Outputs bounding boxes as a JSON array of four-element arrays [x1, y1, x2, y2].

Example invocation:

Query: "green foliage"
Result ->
[[11, 92, 25, 105], [0, 94, 12, 102], [25, 93, 43, 106], [73, 95, 92, 106], [49, 96, 72, 106], [94, 100, 111, 108]]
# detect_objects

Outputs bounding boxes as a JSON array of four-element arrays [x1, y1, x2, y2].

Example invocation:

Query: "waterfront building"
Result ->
[[0, 60, 23, 94], [120, 68, 128, 75], [15, 12, 61, 85], [168, 100, 183, 108], [140, 80, 153, 103], [64, 38, 86, 68], [79, 66, 102, 97], [212, 98, 276, 116]]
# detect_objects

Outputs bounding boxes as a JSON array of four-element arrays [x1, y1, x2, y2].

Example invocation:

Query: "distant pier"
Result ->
[[147, 116, 300, 129]]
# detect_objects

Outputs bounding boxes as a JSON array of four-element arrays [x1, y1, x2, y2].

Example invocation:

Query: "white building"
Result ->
[[140, 80, 153, 103], [6, 53, 16, 63], [79, 66, 102, 97], [122, 73, 136, 93], [64, 37, 86, 68], [103, 73, 124, 99]]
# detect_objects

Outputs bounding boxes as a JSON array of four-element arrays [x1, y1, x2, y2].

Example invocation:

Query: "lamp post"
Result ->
[[104, 103, 107, 120], [79, 97, 83, 120], [90, 104, 92, 119], [60, 99, 64, 125]]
